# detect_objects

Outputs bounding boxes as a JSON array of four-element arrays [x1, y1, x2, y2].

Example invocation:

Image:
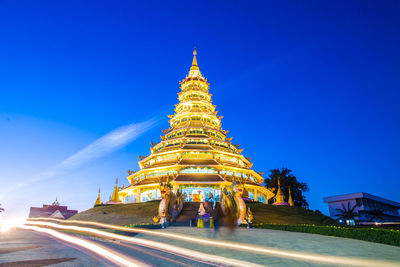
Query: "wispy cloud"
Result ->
[[3, 118, 158, 194], [56, 119, 157, 170]]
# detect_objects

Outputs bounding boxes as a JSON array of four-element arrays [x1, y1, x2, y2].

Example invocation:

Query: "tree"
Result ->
[[366, 208, 385, 223], [335, 202, 358, 221], [0, 204, 4, 213], [263, 168, 309, 208]]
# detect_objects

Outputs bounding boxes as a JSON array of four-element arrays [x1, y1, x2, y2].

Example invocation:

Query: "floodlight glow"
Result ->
[[0, 217, 26, 233]]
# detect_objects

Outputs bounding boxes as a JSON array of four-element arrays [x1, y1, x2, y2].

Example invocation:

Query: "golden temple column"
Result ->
[[136, 189, 141, 203], [254, 189, 258, 202]]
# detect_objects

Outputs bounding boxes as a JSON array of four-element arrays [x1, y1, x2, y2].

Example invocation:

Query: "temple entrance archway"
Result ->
[[180, 185, 221, 202]]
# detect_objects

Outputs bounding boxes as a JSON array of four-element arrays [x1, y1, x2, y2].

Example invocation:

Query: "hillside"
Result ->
[[70, 200, 336, 226], [69, 201, 160, 226], [246, 202, 336, 225]]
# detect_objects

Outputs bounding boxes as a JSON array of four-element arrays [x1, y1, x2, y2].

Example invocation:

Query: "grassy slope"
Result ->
[[69, 201, 160, 226], [246, 202, 336, 225], [70, 200, 335, 226]]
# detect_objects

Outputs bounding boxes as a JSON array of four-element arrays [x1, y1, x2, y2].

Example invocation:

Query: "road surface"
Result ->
[[1, 220, 400, 266]]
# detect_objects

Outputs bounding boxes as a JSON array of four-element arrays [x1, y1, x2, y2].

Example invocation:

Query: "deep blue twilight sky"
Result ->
[[1, 1, 399, 217]]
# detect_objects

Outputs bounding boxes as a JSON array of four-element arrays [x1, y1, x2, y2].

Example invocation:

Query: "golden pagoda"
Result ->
[[288, 186, 294, 206], [273, 178, 289, 205], [94, 187, 102, 206], [119, 50, 274, 204], [106, 178, 122, 204], [273, 179, 285, 204]]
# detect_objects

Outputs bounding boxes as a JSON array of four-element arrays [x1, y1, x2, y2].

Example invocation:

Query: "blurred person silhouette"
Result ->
[[211, 203, 224, 238]]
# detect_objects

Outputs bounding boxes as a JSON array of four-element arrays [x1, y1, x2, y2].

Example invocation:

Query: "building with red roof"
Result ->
[[28, 198, 78, 219]]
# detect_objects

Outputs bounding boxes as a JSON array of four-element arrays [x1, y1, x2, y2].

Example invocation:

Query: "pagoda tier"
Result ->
[[119, 50, 274, 204]]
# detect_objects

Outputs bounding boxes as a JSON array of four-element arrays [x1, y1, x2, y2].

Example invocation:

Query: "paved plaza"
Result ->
[[0, 229, 110, 266], [138, 226, 400, 266]]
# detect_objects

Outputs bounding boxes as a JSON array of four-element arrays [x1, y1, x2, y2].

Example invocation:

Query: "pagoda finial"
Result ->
[[111, 178, 120, 203], [189, 48, 202, 77], [274, 177, 285, 204], [94, 187, 102, 206], [288, 186, 294, 206], [52, 196, 60, 206], [192, 48, 198, 67]]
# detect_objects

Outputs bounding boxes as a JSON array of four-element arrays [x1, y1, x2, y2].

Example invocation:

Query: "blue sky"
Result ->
[[1, 1, 399, 217]]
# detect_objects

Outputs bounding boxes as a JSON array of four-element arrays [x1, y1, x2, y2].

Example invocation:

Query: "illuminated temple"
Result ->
[[118, 50, 274, 204]]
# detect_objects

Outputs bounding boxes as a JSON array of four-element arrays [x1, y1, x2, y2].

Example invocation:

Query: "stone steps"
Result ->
[[173, 202, 220, 226]]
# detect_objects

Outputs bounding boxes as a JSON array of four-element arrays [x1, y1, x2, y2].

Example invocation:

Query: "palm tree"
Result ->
[[0, 204, 4, 213], [335, 202, 358, 223], [366, 208, 385, 223]]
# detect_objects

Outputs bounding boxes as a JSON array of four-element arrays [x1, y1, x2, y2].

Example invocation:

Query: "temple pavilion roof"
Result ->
[[178, 158, 219, 165], [174, 174, 224, 182], [121, 49, 268, 190], [180, 144, 213, 150]]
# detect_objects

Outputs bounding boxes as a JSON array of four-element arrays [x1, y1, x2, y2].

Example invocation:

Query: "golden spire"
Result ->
[[111, 178, 120, 202], [288, 186, 294, 206], [188, 48, 202, 78], [191, 49, 198, 68], [274, 178, 285, 204], [94, 187, 102, 206]]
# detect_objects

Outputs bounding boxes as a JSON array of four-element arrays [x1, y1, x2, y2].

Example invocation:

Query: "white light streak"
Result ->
[[21, 224, 148, 267], [28, 218, 400, 267], [24, 221, 263, 267]]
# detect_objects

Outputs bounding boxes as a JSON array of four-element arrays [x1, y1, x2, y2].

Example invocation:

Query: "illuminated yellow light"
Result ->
[[26, 218, 399, 267]]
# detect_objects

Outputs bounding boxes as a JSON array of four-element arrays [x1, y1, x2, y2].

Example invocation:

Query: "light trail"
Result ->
[[27, 218, 400, 267], [24, 221, 263, 267], [21, 224, 149, 267], [114, 239, 220, 267]]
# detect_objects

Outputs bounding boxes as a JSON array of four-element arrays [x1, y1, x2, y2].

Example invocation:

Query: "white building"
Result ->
[[323, 192, 400, 223]]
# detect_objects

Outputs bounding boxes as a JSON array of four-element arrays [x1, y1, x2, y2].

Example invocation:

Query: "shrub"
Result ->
[[124, 223, 161, 229], [253, 223, 400, 246]]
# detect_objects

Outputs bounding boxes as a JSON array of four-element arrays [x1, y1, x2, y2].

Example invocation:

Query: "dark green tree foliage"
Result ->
[[366, 208, 385, 222], [335, 202, 358, 220], [263, 168, 309, 208]]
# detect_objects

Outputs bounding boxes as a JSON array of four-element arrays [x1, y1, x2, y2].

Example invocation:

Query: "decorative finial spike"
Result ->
[[188, 47, 202, 77], [95, 186, 102, 206], [288, 186, 295, 206], [192, 49, 198, 67], [110, 178, 121, 203], [274, 176, 285, 205]]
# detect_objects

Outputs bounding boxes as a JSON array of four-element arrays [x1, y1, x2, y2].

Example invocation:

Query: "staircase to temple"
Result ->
[[172, 202, 221, 226], [172, 202, 201, 226]]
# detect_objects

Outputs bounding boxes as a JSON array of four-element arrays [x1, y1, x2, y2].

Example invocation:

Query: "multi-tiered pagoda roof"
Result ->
[[119, 50, 274, 203]]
